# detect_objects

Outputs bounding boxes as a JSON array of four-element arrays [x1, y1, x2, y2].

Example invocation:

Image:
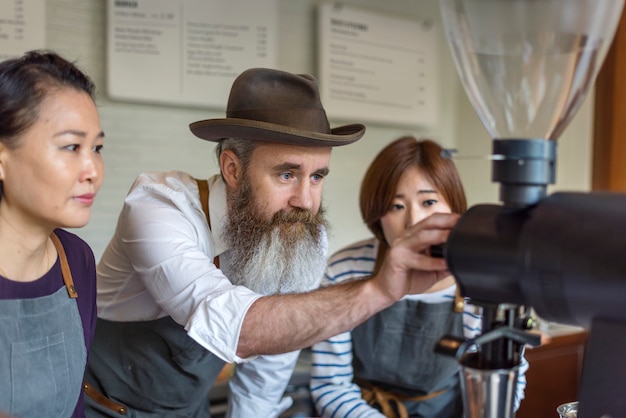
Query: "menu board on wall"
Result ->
[[318, 3, 440, 127], [0, 0, 45, 62], [107, 0, 277, 109]]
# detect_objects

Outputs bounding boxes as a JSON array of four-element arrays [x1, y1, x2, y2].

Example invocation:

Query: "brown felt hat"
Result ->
[[189, 68, 365, 147]]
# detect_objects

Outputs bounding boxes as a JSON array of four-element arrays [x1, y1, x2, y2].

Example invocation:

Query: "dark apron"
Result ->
[[84, 179, 225, 417], [84, 317, 225, 417], [0, 232, 86, 418], [352, 298, 464, 418]]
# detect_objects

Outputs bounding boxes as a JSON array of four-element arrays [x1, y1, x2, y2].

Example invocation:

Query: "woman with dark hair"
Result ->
[[309, 136, 527, 417], [0, 50, 104, 417]]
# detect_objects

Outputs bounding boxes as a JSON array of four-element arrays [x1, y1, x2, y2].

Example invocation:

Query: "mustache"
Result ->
[[269, 208, 327, 242], [270, 208, 321, 225]]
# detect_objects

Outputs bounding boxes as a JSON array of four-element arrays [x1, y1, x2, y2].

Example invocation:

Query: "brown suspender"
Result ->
[[195, 179, 219, 268], [197, 179, 210, 227]]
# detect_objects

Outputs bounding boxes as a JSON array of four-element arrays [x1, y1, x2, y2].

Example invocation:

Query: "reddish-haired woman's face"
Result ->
[[380, 166, 451, 245]]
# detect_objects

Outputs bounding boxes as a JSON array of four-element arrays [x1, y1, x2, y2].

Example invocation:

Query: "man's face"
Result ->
[[221, 142, 332, 295], [244, 142, 331, 219]]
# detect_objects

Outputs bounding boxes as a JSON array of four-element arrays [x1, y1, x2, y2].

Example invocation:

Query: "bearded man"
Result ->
[[84, 68, 458, 417]]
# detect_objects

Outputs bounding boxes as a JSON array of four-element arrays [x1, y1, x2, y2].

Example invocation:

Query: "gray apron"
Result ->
[[0, 232, 87, 418], [84, 179, 226, 417], [352, 297, 464, 418], [84, 317, 225, 417]]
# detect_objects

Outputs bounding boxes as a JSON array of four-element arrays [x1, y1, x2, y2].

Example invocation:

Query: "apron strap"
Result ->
[[50, 232, 78, 299], [84, 381, 128, 415], [358, 379, 447, 418], [195, 178, 219, 269], [453, 285, 465, 313], [197, 179, 210, 227]]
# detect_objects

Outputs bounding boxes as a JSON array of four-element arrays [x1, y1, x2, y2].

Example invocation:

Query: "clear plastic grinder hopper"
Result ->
[[439, 0, 623, 207], [434, 1, 626, 418]]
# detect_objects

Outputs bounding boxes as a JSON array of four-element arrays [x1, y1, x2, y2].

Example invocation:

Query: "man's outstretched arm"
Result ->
[[237, 212, 459, 358]]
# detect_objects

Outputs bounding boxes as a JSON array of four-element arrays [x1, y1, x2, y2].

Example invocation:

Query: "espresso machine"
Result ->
[[432, 1, 626, 417]]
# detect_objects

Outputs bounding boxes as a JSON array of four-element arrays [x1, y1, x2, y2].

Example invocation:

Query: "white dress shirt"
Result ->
[[96, 170, 303, 417]]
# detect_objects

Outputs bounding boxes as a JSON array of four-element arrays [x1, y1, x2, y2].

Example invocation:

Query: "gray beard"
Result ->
[[221, 177, 329, 295]]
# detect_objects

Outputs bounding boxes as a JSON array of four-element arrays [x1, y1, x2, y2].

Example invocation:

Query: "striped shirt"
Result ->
[[309, 238, 528, 417]]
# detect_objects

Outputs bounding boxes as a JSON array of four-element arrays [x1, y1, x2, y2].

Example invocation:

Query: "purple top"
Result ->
[[0, 228, 97, 418]]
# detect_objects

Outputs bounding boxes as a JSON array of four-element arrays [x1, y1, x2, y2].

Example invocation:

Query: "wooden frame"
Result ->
[[593, 9, 626, 191]]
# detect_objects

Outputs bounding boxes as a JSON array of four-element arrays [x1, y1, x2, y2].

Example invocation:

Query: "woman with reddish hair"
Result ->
[[309, 136, 528, 417]]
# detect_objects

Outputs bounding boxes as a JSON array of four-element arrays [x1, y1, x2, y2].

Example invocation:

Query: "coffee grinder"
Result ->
[[433, 1, 626, 417]]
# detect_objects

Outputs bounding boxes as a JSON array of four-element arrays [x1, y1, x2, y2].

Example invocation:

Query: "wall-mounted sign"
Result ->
[[318, 2, 440, 127], [0, 0, 45, 62], [106, 0, 278, 109]]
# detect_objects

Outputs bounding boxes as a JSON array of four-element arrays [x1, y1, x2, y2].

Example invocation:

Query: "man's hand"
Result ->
[[370, 212, 460, 303]]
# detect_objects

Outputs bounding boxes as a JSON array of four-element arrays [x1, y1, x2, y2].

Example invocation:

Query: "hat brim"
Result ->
[[189, 118, 365, 147]]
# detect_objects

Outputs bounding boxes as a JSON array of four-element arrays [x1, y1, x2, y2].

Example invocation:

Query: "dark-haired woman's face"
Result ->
[[380, 166, 451, 245], [0, 88, 104, 231]]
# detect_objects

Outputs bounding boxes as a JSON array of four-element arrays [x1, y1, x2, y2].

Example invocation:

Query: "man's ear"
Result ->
[[220, 149, 242, 188]]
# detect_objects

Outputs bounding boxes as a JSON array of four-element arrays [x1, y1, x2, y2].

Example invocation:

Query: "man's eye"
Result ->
[[311, 173, 324, 182], [280, 172, 292, 180]]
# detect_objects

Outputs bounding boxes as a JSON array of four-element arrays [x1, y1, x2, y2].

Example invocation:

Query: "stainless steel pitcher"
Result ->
[[459, 353, 520, 418]]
